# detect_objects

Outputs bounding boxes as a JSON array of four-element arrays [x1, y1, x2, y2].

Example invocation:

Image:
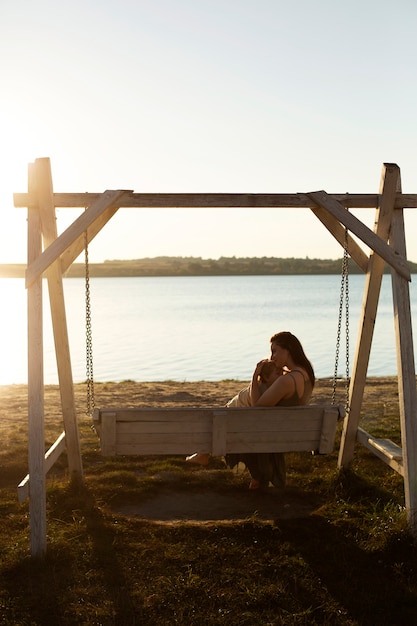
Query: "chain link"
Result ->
[[344, 242, 350, 411], [85, 227, 95, 416], [332, 224, 350, 411]]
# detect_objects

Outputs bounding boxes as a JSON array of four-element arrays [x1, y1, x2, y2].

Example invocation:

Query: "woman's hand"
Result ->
[[252, 359, 268, 380], [250, 358, 269, 405]]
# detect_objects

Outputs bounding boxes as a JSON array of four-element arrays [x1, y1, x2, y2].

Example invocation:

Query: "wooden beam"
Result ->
[[310, 205, 369, 273], [18, 432, 66, 503], [34, 158, 83, 480], [390, 196, 417, 537], [13, 191, 417, 209], [357, 428, 403, 475], [26, 190, 130, 287], [306, 190, 410, 280], [338, 163, 400, 468], [60, 204, 120, 273], [27, 162, 47, 558]]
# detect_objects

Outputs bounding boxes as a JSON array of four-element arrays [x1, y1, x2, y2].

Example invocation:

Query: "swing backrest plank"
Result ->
[[93, 404, 344, 458]]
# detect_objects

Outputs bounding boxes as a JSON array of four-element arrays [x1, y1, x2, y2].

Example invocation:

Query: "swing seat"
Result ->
[[92, 404, 345, 457]]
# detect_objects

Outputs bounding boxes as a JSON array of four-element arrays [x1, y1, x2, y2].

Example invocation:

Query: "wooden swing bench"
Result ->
[[92, 403, 345, 458]]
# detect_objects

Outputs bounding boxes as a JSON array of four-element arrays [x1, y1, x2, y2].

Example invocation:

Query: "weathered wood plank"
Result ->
[[115, 433, 327, 455], [26, 161, 47, 556], [338, 164, 401, 468], [104, 405, 339, 422], [60, 203, 120, 273], [13, 191, 417, 209], [390, 193, 417, 536], [227, 430, 323, 444], [114, 431, 328, 455], [309, 205, 369, 273], [26, 189, 130, 286], [212, 410, 229, 454], [319, 408, 339, 453], [101, 412, 117, 457], [116, 421, 212, 434], [307, 189, 410, 280], [357, 428, 403, 476], [35, 158, 83, 479], [117, 431, 212, 443], [94, 405, 343, 457], [116, 428, 324, 444], [226, 408, 327, 431], [226, 440, 323, 454], [101, 408, 213, 422], [18, 432, 66, 503], [114, 416, 323, 434], [112, 435, 219, 455]]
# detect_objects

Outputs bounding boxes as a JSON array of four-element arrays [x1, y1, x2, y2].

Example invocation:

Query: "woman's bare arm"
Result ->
[[253, 373, 295, 407]]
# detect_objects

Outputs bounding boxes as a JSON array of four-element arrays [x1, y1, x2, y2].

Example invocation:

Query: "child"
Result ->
[[185, 360, 282, 466], [226, 360, 282, 407]]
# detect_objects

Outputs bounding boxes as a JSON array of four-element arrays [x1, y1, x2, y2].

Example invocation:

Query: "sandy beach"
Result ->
[[0, 376, 399, 448], [1, 376, 401, 518]]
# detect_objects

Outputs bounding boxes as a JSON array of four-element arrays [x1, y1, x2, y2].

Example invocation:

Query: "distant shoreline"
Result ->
[[2, 256, 416, 278]]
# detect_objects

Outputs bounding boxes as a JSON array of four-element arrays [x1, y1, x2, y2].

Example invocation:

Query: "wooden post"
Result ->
[[389, 191, 417, 537], [34, 158, 83, 479], [27, 162, 47, 557], [338, 164, 401, 468]]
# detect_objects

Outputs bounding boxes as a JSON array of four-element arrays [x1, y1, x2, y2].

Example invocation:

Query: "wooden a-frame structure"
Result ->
[[14, 158, 417, 557]]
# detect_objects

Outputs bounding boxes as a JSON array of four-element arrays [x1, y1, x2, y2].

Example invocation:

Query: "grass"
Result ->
[[0, 380, 416, 625]]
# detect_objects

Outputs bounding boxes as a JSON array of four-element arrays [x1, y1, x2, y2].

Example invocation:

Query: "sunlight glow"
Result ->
[[0, 279, 27, 384], [0, 111, 40, 263], [1, 1, 417, 265]]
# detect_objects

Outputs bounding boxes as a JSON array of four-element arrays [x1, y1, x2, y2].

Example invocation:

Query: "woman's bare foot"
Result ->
[[185, 453, 210, 466]]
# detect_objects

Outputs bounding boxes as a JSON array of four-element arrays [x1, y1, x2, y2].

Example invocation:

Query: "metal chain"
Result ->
[[344, 239, 350, 411], [332, 224, 350, 411], [85, 227, 95, 416], [332, 268, 344, 404]]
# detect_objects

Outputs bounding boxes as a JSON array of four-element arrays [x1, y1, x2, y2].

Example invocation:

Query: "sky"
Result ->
[[1, 0, 417, 264]]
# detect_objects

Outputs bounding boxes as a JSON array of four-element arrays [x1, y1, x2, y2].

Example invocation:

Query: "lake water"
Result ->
[[1, 274, 416, 385]]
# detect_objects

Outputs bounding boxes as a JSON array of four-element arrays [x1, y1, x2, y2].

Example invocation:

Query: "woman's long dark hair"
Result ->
[[270, 331, 315, 388]]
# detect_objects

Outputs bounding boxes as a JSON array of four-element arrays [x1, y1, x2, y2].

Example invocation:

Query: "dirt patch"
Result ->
[[114, 486, 324, 522]]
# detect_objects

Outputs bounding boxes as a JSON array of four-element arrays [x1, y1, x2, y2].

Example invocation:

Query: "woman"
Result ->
[[186, 360, 282, 466], [226, 331, 315, 490]]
